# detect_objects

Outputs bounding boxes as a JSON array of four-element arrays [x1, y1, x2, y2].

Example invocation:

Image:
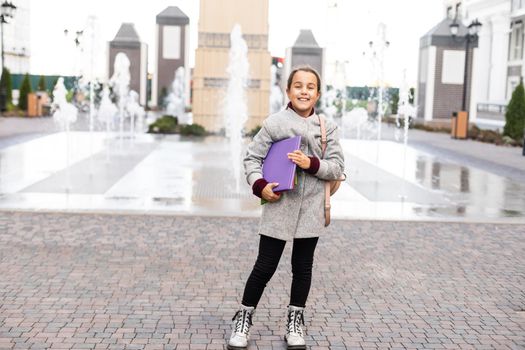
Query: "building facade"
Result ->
[[418, 0, 513, 128], [108, 23, 148, 106], [508, 0, 525, 97], [152, 7, 190, 108], [416, 18, 478, 122], [2, 0, 30, 74], [440, 0, 511, 128], [192, 0, 271, 133]]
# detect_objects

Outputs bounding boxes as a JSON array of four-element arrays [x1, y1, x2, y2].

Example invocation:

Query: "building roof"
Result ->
[[423, 17, 468, 38], [156, 6, 190, 25], [420, 17, 477, 48], [292, 29, 320, 48], [111, 23, 141, 43]]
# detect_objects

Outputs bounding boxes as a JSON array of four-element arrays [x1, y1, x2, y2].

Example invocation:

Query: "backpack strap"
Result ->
[[319, 114, 328, 157], [318, 114, 331, 226]]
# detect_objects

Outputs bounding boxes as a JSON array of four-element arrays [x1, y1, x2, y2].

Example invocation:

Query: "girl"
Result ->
[[228, 66, 345, 350]]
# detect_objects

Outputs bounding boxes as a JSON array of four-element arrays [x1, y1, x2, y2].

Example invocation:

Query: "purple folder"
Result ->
[[262, 136, 301, 192]]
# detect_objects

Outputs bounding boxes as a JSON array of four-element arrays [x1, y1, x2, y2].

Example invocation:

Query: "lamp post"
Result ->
[[0, 0, 16, 112], [449, 17, 482, 138]]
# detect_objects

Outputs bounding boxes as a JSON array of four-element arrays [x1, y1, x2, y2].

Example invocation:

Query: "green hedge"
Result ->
[[180, 123, 206, 136], [148, 115, 179, 134]]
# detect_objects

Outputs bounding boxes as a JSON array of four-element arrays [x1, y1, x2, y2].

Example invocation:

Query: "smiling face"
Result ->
[[286, 70, 321, 117]]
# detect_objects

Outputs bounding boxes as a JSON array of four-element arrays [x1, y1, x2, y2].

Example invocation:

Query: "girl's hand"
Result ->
[[262, 183, 281, 202], [287, 150, 311, 170]]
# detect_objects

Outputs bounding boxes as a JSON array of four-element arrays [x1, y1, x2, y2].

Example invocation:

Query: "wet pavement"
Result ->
[[0, 123, 524, 350], [0, 130, 524, 222]]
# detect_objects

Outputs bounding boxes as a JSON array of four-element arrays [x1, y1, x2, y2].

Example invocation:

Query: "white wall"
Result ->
[[465, 0, 511, 106], [2, 0, 31, 74]]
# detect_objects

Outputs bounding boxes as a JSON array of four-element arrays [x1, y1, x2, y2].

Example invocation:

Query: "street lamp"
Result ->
[[0, 0, 16, 112], [449, 17, 482, 138]]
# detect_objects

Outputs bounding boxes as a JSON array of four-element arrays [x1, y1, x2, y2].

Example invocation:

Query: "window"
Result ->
[[511, 22, 524, 60], [163, 26, 181, 60], [512, 0, 524, 12]]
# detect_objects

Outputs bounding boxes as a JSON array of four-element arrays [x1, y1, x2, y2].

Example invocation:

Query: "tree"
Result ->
[[160, 86, 168, 108], [409, 87, 415, 105], [503, 78, 525, 141], [0, 67, 13, 105], [19, 73, 32, 111], [37, 75, 46, 91], [390, 90, 399, 115]]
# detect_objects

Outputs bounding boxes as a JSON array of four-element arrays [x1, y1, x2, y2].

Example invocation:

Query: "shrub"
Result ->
[[481, 130, 502, 145], [180, 123, 206, 136], [468, 126, 512, 145], [247, 125, 262, 137], [469, 125, 481, 139], [390, 91, 399, 115], [66, 89, 74, 103], [18, 73, 32, 111], [502, 135, 516, 145], [503, 79, 525, 141], [148, 115, 179, 134], [412, 123, 450, 134]]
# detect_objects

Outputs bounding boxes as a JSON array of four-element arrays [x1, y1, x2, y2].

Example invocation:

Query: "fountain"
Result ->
[[342, 107, 369, 139], [52, 78, 78, 131], [83, 15, 99, 134], [223, 24, 249, 192], [397, 71, 417, 200], [322, 88, 338, 122], [365, 23, 389, 141], [97, 85, 118, 134], [269, 65, 283, 114], [126, 90, 145, 135], [110, 52, 131, 138], [165, 66, 188, 124], [52, 77, 79, 191]]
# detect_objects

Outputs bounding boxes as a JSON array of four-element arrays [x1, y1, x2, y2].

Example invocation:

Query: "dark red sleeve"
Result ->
[[252, 178, 269, 198], [304, 156, 320, 175]]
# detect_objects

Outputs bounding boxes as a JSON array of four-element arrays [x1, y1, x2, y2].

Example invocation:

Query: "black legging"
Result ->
[[242, 234, 319, 308]]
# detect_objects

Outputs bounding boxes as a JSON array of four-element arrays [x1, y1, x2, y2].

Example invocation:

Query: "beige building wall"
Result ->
[[193, 0, 271, 133]]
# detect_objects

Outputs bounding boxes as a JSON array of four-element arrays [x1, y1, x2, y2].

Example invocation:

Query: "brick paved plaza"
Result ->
[[0, 212, 523, 349]]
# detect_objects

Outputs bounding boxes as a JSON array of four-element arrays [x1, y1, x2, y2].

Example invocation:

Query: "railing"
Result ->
[[477, 103, 506, 121], [477, 103, 506, 113]]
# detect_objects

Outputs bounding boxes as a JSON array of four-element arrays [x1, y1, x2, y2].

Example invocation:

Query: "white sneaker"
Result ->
[[284, 305, 306, 349], [227, 305, 255, 350]]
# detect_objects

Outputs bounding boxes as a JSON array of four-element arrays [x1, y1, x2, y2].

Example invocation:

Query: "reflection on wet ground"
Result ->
[[338, 140, 525, 221], [0, 132, 523, 222]]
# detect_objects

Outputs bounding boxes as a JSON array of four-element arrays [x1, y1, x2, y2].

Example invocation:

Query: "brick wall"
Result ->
[[432, 46, 474, 119]]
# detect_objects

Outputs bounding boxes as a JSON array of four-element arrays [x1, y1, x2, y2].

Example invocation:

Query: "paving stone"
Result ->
[[0, 212, 523, 349]]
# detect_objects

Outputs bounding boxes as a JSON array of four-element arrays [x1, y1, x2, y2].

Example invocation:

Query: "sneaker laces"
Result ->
[[287, 309, 305, 336], [232, 309, 253, 335]]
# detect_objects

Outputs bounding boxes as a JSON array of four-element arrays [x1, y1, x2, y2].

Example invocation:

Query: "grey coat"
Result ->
[[243, 107, 345, 241]]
